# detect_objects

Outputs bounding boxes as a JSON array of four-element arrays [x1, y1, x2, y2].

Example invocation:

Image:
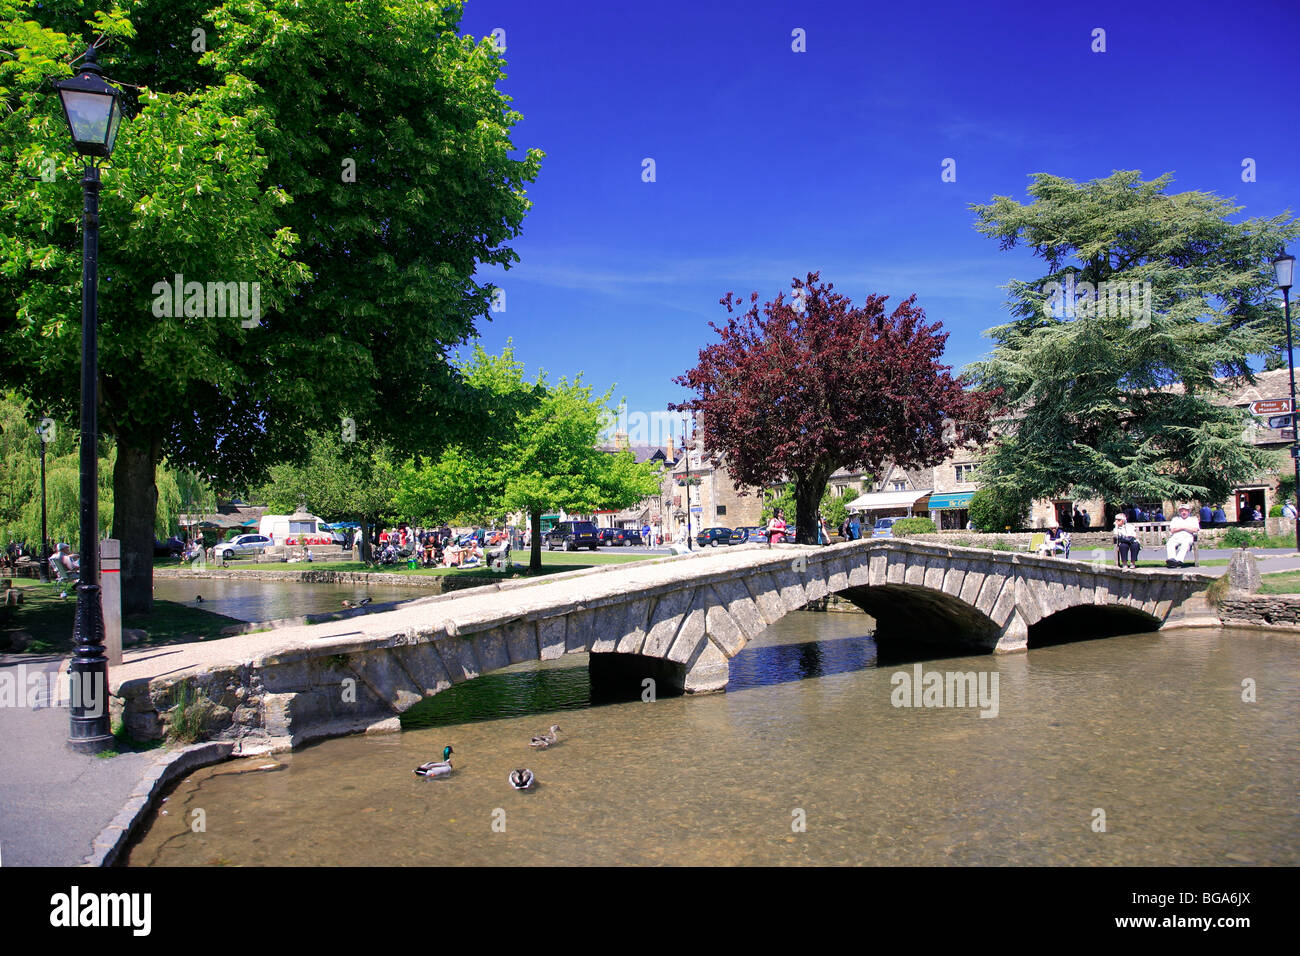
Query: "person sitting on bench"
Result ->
[[1039, 522, 1069, 558], [1166, 505, 1199, 567]]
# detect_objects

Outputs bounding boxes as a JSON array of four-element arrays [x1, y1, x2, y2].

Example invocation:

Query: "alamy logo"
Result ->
[[890, 664, 999, 718], [49, 886, 151, 936], [1041, 271, 1151, 327], [151, 274, 262, 328], [0, 665, 104, 716], [598, 404, 683, 448]]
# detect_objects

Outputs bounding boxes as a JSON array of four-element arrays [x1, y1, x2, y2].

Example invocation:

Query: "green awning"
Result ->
[[928, 492, 975, 510]]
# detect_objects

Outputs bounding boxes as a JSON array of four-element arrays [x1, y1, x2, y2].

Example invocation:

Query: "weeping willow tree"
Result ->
[[0, 392, 199, 549], [967, 171, 1300, 510]]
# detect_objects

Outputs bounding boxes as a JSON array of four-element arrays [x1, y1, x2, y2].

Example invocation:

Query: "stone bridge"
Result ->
[[112, 539, 1216, 751]]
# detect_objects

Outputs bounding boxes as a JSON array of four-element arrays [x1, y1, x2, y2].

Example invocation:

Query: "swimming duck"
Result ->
[[508, 768, 535, 790], [413, 745, 454, 777], [529, 725, 560, 749]]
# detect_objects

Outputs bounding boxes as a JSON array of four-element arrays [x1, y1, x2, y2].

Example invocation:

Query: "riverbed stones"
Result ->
[[1227, 549, 1261, 593]]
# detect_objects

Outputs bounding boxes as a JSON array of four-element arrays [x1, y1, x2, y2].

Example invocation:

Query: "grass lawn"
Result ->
[[1, 580, 244, 655], [1257, 571, 1300, 595]]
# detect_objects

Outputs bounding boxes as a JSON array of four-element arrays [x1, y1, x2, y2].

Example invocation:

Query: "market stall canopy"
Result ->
[[845, 489, 933, 512], [928, 492, 975, 510]]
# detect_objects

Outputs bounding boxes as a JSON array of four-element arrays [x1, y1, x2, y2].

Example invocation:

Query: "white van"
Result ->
[[258, 513, 326, 543]]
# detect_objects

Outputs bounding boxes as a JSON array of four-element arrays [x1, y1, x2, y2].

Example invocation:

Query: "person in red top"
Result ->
[[766, 508, 788, 545], [378, 528, 390, 546]]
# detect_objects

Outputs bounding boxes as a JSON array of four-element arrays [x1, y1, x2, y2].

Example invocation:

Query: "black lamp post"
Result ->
[[55, 47, 123, 753], [1276, 252, 1298, 553], [681, 416, 693, 550], [36, 419, 51, 583]]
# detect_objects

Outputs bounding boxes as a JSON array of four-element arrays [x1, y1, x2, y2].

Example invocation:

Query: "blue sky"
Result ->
[[458, 0, 1300, 440]]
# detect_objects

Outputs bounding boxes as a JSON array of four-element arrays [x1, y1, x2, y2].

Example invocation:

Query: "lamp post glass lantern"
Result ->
[[1275, 253, 1299, 553], [54, 46, 123, 753]]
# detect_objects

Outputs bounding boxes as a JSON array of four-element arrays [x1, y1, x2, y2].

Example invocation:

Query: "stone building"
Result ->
[[668, 437, 763, 539]]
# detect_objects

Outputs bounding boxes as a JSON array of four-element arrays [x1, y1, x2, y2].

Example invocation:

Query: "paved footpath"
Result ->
[[0, 652, 159, 866]]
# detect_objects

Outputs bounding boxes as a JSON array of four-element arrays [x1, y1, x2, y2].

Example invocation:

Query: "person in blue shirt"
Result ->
[[848, 515, 861, 540], [1212, 505, 1227, 525], [1199, 504, 1212, 524]]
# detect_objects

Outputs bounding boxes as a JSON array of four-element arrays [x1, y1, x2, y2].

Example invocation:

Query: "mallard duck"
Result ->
[[358, 597, 373, 606], [341, 600, 354, 609], [529, 725, 560, 749], [508, 768, 535, 790], [413, 745, 454, 777]]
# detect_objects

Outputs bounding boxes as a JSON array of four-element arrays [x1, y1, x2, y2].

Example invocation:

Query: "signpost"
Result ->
[[1249, 399, 1293, 415], [101, 539, 121, 666]]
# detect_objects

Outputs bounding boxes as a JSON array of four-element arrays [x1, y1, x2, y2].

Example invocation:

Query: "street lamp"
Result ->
[[55, 46, 123, 753], [681, 415, 693, 550], [35, 419, 51, 583], [1276, 252, 1297, 553]]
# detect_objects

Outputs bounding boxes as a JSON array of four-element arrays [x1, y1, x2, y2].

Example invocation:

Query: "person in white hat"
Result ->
[[1166, 505, 1199, 567]]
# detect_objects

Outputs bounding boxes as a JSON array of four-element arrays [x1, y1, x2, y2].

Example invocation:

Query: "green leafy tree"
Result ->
[[0, 391, 197, 549], [968, 171, 1300, 511], [965, 487, 1026, 532], [396, 345, 662, 572], [257, 431, 398, 561], [1, 0, 540, 611]]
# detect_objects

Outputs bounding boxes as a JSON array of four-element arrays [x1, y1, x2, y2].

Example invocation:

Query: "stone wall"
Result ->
[[1217, 594, 1300, 630]]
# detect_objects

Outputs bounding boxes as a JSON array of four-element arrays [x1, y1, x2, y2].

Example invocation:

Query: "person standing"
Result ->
[[766, 508, 788, 545], [848, 514, 861, 540], [1284, 500, 1298, 520]]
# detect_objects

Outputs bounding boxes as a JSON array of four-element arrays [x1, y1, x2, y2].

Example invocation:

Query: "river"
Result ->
[[124, 612, 1299, 866], [152, 577, 425, 623]]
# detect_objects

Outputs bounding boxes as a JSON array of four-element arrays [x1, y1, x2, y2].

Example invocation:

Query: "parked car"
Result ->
[[545, 520, 600, 551], [212, 533, 272, 561], [695, 527, 733, 548], [598, 528, 629, 547], [153, 537, 185, 558], [872, 517, 899, 538], [728, 526, 767, 545]]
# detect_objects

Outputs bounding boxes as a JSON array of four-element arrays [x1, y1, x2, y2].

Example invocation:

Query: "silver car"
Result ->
[[212, 533, 271, 561]]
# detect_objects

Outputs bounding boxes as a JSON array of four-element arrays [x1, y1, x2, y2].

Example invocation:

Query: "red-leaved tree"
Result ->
[[672, 273, 999, 544]]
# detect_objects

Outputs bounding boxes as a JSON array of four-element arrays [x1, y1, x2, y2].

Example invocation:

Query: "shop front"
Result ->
[[927, 491, 974, 530]]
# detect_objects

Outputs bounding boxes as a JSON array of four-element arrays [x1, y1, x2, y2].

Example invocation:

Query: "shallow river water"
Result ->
[[125, 612, 1299, 866], [152, 577, 424, 623]]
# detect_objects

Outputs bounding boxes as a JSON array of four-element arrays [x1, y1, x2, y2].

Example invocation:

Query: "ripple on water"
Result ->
[[124, 614, 1300, 866]]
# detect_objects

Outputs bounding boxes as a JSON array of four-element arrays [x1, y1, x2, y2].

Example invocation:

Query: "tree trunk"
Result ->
[[358, 517, 370, 564], [793, 465, 831, 546], [529, 510, 542, 573], [113, 439, 158, 615]]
